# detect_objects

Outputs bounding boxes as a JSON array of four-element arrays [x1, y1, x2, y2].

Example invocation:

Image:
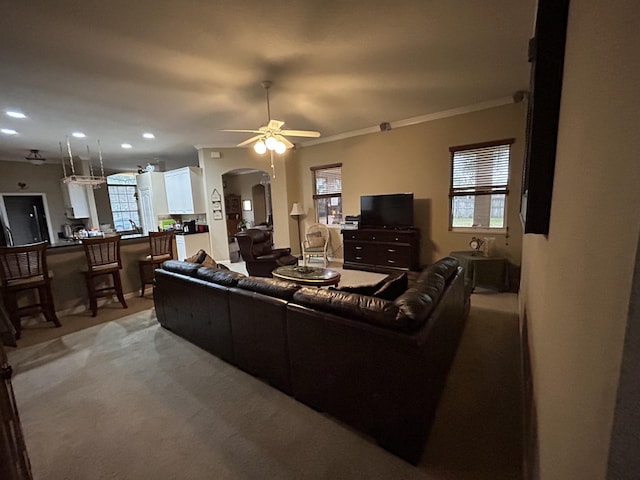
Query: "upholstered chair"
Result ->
[[235, 229, 298, 277]]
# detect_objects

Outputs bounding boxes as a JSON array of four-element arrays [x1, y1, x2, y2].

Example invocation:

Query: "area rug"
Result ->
[[8, 294, 522, 480]]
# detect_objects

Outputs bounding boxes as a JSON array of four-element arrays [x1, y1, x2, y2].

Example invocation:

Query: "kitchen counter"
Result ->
[[48, 233, 146, 249], [43, 235, 150, 314]]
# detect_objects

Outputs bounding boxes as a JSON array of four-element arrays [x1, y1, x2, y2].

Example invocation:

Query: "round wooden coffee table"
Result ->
[[272, 265, 341, 287]]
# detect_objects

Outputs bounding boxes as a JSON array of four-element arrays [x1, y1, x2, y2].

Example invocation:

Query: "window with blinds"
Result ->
[[312, 163, 342, 226], [449, 139, 513, 231], [107, 173, 140, 232]]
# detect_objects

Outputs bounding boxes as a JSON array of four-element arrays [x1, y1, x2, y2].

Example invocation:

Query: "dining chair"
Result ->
[[81, 235, 128, 317], [138, 230, 174, 296], [0, 241, 61, 339]]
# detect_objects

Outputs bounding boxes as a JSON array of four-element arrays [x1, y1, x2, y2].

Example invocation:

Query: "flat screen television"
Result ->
[[360, 193, 414, 229]]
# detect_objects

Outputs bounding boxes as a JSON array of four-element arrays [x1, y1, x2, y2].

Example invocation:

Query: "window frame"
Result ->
[[106, 173, 140, 233], [311, 163, 342, 227], [448, 139, 514, 234]]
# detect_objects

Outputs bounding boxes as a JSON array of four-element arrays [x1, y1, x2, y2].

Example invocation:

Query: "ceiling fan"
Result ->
[[223, 80, 321, 155]]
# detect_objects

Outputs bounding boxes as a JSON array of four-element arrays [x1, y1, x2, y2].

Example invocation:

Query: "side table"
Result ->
[[449, 251, 509, 292]]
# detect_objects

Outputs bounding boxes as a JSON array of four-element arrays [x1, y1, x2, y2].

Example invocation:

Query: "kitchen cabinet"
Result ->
[[137, 172, 168, 235], [164, 167, 206, 214], [60, 181, 90, 218], [175, 232, 210, 261]]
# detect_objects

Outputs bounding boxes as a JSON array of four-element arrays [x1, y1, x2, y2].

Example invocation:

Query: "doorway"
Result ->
[[0, 194, 54, 246]]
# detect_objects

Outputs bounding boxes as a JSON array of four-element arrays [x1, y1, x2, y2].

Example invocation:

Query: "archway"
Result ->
[[221, 168, 272, 261]]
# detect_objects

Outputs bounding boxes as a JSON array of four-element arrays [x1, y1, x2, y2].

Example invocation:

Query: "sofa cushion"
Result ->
[[237, 277, 301, 301], [414, 272, 446, 304], [161, 259, 201, 277], [293, 287, 403, 330], [331, 277, 388, 296], [422, 256, 459, 282], [394, 288, 436, 331], [195, 266, 245, 286], [372, 271, 408, 301]]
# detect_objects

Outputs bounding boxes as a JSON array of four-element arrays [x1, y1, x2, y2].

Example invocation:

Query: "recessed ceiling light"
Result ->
[[72, 132, 86, 138], [6, 111, 26, 119], [1, 128, 18, 135], [142, 132, 155, 139], [121, 143, 132, 149]]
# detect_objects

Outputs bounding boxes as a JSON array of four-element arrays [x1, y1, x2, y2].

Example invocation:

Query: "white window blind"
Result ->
[[449, 139, 513, 230], [311, 163, 342, 225]]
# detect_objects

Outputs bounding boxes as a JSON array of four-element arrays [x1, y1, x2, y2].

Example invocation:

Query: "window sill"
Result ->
[[451, 227, 507, 235]]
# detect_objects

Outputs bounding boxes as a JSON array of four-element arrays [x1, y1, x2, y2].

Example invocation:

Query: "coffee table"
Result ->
[[272, 265, 341, 287]]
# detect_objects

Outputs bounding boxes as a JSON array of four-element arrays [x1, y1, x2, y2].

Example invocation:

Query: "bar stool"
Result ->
[[0, 241, 61, 339], [138, 230, 174, 296], [81, 235, 128, 317]]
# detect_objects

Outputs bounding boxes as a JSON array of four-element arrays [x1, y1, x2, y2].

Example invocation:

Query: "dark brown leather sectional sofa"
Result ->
[[153, 257, 470, 464]]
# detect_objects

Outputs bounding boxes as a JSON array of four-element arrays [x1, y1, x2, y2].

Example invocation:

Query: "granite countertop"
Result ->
[[48, 233, 146, 249]]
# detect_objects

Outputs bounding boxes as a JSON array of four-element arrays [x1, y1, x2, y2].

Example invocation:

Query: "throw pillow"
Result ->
[[184, 249, 207, 264], [306, 231, 324, 248], [373, 272, 408, 301], [184, 249, 218, 268]]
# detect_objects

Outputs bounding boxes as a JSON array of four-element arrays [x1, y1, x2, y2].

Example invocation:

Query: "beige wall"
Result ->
[[519, 1, 640, 478], [199, 102, 526, 265], [295, 102, 527, 266], [199, 148, 298, 261], [0, 160, 69, 238], [0, 160, 125, 238]]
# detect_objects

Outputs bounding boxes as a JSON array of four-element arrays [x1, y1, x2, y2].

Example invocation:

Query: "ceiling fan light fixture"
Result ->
[[275, 141, 287, 154], [254, 140, 267, 155], [26, 149, 46, 166], [265, 136, 278, 151]]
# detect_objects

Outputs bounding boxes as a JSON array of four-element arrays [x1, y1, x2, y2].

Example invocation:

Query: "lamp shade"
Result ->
[[289, 203, 304, 216]]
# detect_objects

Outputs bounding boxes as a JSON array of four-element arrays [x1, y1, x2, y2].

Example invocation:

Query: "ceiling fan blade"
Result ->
[[268, 119, 285, 130], [281, 129, 321, 138], [237, 135, 264, 147], [275, 134, 294, 149], [223, 129, 263, 134]]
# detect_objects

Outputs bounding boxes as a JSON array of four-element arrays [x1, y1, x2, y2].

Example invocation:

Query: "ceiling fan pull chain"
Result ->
[[270, 151, 276, 179]]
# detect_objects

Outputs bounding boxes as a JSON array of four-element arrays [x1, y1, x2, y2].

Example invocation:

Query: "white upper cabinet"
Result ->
[[164, 166, 206, 214], [60, 181, 90, 219], [137, 171, 169, 234]]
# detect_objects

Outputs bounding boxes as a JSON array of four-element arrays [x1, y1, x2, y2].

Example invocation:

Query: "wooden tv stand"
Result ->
[[342, 228, 420, 273]]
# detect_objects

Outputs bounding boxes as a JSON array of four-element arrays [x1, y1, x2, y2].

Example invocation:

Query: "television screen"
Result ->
[[360, 193, 414, 228]]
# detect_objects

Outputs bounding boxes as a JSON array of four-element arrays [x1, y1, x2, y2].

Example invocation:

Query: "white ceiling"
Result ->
[[0, 0, 536, 172]]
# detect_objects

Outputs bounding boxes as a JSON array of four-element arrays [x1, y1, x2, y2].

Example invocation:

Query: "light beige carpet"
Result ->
[[7, 293, 522, 480]]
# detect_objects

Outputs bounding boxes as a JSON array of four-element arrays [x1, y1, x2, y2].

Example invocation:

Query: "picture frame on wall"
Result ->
[[213, 211, 223, 220], [211, 189, 221, 203], [212, 201, 222, 212], [520, 0, 570, 235]]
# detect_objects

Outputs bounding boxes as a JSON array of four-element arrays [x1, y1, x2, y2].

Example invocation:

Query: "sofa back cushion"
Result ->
[[393, 288, 436, 331], [237, 277, 301, 301], [195, 266, 246, 286], [293, 287, 405, 330], [161, 259, 201, 277], [422, 256, 459, 282]]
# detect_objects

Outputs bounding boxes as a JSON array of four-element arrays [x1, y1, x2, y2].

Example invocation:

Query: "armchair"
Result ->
[[235, 229, 298, 277], [301, 223, 330, 266]]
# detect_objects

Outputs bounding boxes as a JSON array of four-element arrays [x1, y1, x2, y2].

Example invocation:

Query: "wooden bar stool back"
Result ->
[[138, 231, 174, 296], [81, 235, 128, 317], [0, 241, 61, 339]]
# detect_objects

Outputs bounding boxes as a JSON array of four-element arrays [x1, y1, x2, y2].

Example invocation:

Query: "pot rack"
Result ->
[[60, 137, 106, 187]]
